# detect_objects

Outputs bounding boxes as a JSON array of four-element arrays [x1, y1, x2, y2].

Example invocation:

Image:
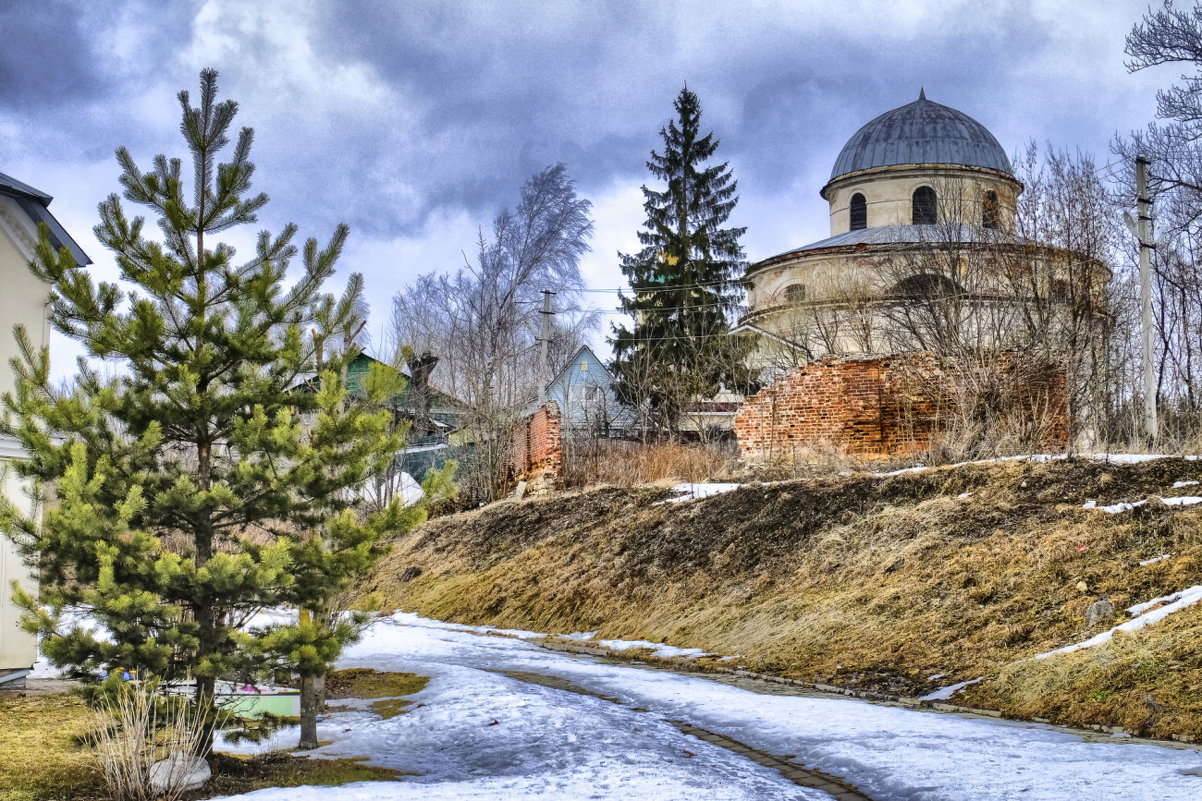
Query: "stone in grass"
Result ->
[[1084, 598, 1114, 629], [149, 752, 211, 794]]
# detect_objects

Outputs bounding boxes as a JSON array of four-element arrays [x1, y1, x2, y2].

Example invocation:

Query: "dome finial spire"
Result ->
[[919, 87, 926, 101]]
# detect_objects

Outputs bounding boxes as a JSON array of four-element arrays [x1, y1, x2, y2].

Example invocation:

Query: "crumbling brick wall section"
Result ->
[[510, 401, 563, 490], [736, 352, 1069, 464]]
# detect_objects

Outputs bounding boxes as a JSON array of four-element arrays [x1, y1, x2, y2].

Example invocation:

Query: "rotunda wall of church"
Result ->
[[747, 240, 1102, 327], [824, 165, 1020, 236], [748, 250, 879, 311]]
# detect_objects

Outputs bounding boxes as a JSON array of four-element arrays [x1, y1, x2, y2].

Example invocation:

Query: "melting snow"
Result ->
[[1082, 496, 1202, 514], [919, 675, 984, 701], [660, 483, 743, 503], [209, 613, 1202, 800], [595, 639, 714, 659]]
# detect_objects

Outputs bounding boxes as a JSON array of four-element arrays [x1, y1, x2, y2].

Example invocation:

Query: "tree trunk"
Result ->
[[298, 673, 319, 750]]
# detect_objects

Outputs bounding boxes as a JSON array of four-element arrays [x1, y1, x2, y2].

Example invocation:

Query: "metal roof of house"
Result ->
[[0, 170, 91, 266], [828, 91, 1012, 182]]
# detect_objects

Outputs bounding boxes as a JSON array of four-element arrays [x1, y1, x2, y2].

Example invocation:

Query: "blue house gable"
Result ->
[[545, 345, 635, 434]]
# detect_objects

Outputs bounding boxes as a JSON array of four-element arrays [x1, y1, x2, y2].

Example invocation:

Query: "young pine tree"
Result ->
[[610, 86, 755, 436], [0, 69, 432, 753]]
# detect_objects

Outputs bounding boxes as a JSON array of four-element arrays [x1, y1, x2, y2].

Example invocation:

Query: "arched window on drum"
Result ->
[[982, 191, 999, 229], [912, 186, 937, 225], [783, 284, 807, 303], [849, 193, 867, 230]]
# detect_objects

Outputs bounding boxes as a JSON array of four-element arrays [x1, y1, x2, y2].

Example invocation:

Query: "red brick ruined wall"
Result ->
[[736, 353, 1068, 464], [511, 401, 563, 489]]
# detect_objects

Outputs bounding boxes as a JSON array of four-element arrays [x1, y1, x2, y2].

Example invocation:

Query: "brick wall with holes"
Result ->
[[510, 401, 563, 491], [735, 352, 1069, 464]]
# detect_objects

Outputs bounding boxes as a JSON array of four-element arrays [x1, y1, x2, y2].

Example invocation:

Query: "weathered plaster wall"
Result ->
[[823, 165, 1020, 235]]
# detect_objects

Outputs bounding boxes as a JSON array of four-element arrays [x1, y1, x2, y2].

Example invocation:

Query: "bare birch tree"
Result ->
[[391, 164, 594, 501]]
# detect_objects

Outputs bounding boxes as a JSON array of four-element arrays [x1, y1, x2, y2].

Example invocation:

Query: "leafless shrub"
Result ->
[[89, 683, 215, 801]]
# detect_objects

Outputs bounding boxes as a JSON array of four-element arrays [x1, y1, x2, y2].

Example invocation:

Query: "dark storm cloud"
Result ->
[[0, 0, 1162, 263], [0, 1, 199, 164], [294, 0, 1071, 238], [0, 2, 105, 109]]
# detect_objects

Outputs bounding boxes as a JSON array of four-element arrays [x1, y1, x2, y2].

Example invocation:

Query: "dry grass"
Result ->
[[560, 438, 733, 487], [325, 669, 429, 700], [325, 668, 430, 721], [0, 692, 103, 801], [365, 456, 1202, 738], [0, 690, 405, 801]]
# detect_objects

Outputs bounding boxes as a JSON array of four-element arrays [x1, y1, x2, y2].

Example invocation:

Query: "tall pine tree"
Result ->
[[611, 87, 754, 435], [0, 69, 433, 753]]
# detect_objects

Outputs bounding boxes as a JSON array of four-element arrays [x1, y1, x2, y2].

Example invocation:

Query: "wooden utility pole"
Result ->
[[537, 289, 556, 403], [1136, 156, 1157, 444]]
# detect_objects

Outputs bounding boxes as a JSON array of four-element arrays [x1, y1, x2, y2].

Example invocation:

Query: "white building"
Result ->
[[0, 171, 90, 688]]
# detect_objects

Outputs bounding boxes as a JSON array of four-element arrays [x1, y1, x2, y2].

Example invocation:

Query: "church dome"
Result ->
[[828, 91, 1012, 182]]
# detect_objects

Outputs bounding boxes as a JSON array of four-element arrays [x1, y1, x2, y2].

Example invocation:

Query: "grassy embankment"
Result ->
[[365, 457, 1202, 741], [0, 668, 426, 801]]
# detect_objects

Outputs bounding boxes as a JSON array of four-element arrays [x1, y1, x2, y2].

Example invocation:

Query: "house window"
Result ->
[[982, 191, 999, 229], [584, 385, 602, 402], [912, 186, 937, 225], [784, 284, 807, 303], [849, 193, 867, 230], [580, 360, 589, 371]]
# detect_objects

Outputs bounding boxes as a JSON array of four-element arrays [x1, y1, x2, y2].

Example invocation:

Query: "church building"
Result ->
[[734, 93, 1097, 461]]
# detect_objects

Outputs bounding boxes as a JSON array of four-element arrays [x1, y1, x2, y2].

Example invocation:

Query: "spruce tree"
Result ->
[[0, 69, 430, 753], [610, 87, 754, 434]]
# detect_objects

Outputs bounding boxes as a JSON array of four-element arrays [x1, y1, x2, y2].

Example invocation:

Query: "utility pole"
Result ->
[[537, 289, 556, 403], [1137, 156, 1157, 444]]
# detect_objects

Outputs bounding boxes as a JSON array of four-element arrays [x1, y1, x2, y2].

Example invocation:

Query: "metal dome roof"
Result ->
[[828, 91, 1012, 182]]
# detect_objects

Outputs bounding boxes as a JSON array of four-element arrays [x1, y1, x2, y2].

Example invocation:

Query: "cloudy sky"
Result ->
[[0, 0, 1177, 374]]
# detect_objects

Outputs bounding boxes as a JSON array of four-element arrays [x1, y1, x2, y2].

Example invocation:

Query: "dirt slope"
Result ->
[[364, 457, 1202, 740]]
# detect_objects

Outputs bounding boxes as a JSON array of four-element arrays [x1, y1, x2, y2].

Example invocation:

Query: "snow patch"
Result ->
[[1139, 554, 1174, 567], [659, 482, 743, 503], [1171, 480, 1200, 488], [561, 631, 599, 641], [871, 453, 1202, 480], [1127, 586, 1202, 616], [919, 676, 983, 701], [1082, 496, 1202, 514], [399, 471, 424, 506], [595, 639, 713, 659]]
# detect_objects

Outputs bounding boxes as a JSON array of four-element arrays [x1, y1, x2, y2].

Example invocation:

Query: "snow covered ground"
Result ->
[[212, 613, 1202, 801]]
